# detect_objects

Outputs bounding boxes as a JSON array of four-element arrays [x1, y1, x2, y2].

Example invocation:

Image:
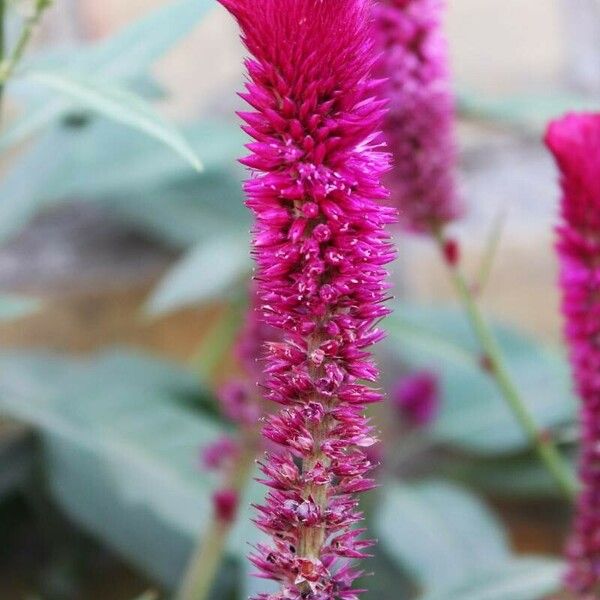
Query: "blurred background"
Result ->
[[0, 1, 599, 598]]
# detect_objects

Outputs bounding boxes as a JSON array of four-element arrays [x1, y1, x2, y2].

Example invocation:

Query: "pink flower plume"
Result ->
[[220, 0, 395, 597]]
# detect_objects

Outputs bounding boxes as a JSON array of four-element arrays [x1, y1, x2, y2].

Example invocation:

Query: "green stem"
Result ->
[[176, 441, 255, 600], [433, 229, 577, 501], [0, 0, 6, 114], [0, 0, 52, 86]]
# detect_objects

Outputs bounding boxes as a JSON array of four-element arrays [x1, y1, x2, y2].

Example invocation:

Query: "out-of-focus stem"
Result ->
[[473, 209, 506, 296], [176, 439, 256, 600], [0, 0, 53, 86], [433, 228, 577, 501], [0, 0, 6, 116]]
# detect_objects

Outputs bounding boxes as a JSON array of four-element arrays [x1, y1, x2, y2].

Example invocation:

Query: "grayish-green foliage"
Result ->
[[375, 480, 562, 600], [386, 304, 577, 454]]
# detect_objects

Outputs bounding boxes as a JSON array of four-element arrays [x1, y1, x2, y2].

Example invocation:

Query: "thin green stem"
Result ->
[[433, 229, 577, 501], [0, 0, 52, 86], [176, 440, 256, 600], [473, 208, 507, 296], [0, 0, 6, 114]]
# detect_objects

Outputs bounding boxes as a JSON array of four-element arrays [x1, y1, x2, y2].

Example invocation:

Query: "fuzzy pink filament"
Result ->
[[546, 112, 600, 599], [374, 0, 461, 232], [219, 0, 396, 597]]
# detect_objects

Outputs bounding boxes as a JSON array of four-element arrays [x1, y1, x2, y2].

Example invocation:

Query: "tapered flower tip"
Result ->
[[545, 112, 600, 228], [545, 113, 600, 191], [218, 0, 374, 86]]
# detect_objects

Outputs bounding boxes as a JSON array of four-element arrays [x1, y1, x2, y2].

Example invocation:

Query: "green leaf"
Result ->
[[418, 557, 563, 600], [0, 349, 224, 588], [0, 128, 68, 241], [374, 480, 510, 591], [0, 293, 40, 320], [1, 0, 214, 150], [453, 449, 577, 499], [75, 0, 215, 80], [386, 305, 577, 455], [23, 70, 202, 170], [0, 98, 66, 152], [0, 119, 246, 245], [146, 233, 252, 315]]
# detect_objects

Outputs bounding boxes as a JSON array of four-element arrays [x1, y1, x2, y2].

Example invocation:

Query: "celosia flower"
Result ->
[[374, 0, 461, 232], [219, 0, 395, 597], [546, 112, 600, 598], [392, 370, 440, 427]]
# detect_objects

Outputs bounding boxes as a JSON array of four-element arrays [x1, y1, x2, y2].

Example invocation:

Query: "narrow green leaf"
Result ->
[[0, 119, 246, 245], [146, 233, 252, 315], [0, 0, 214, 151], [23, 70, 202, 170], [374, 480, 510, 590], [83, 0, 215, 80], [0, 294, 40, 320], [418, 558, 563, 600]]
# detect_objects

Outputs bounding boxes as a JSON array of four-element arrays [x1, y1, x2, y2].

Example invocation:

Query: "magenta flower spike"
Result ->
[[546, 112, 600, 598], [219, 0, 396, 597], [374, 0, 461, 233]]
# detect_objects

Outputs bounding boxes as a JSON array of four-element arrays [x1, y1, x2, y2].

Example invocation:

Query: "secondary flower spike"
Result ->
[[374, 0, 461, 232], [219, 0, 396, 597], [546, 112, 600, 598]]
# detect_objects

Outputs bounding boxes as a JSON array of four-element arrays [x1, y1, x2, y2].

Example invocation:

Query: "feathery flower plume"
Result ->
[[546, 112, 600, 599], [219, 0, 396, 597], [374, 0, 460, 232]]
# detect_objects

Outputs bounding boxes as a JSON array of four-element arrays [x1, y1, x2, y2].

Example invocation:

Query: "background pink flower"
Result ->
[[547, 112, 600, 598], [374, 0, 461, 233]]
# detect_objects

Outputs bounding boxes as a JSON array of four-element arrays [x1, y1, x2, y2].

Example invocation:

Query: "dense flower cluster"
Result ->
[[374, 0, 460, 232], [219, 0, 396, 597], [546, 112, 600, 599]]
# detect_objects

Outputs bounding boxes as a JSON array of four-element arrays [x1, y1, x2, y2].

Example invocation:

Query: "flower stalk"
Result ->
[[177, 441, 256, 600], [375, 0, 576, 502], [433, 227, 577, 501], [178, 284, 275, 600], [0, 0, 52, 85], [0, 0, 53, 120]]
